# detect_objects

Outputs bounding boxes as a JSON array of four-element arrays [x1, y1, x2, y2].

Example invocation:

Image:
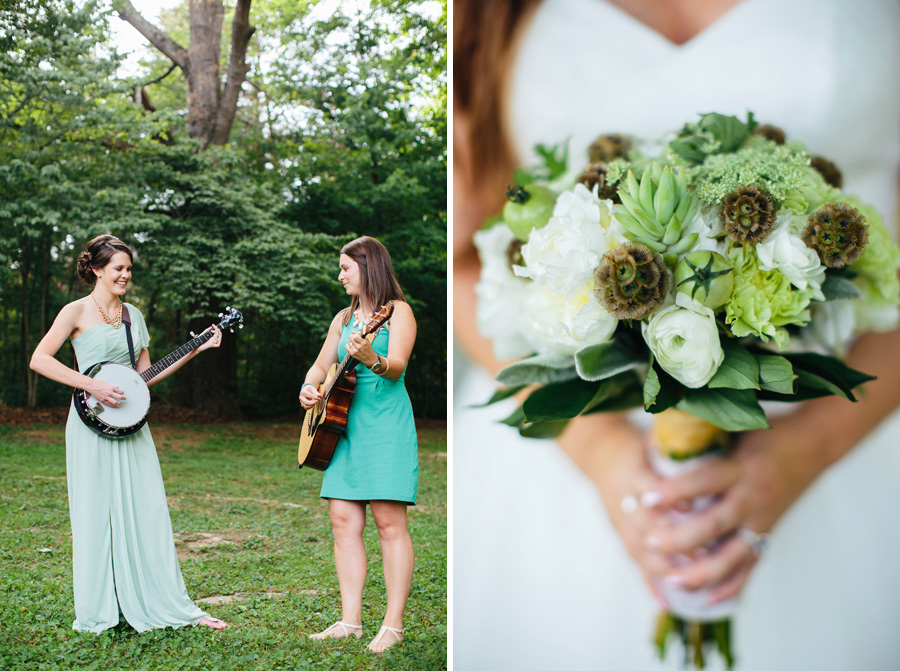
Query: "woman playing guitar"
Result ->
[[29, 234, 228, 632], [298, 236, 418, 653]]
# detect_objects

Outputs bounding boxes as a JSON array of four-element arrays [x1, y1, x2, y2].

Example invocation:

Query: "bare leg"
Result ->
[[368, 500, 414, 651], [321, 499, 367, 634]]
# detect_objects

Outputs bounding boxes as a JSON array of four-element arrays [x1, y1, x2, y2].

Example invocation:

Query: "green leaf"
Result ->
[[499, 405, 526, 427], [644, 359, 685, 414], [522, 378, 603, 422], [584, 374, 644, 414], [782, 352, 875, 402], [756, 355, 796, 394], [520, 419, 570, 439], [677, 388, 770, 431], [496, 353, 577, 386], [574, 339, 645, 382], [707, 343, 760, 390], [470, 384, 527, 408], [820, 274, 862, 302], [643, 358, 661, 407]]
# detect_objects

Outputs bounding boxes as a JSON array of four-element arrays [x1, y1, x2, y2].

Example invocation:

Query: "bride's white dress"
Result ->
[[453, 0, 900, 669]]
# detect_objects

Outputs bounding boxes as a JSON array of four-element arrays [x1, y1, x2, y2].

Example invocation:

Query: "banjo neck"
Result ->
[[138, 330, 214, 383]]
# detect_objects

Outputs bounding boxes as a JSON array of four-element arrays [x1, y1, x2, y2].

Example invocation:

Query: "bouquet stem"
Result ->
[[650, 408, 735, 669]]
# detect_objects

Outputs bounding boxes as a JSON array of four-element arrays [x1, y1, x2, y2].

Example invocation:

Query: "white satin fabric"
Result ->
[[454, 0, 900, 668]]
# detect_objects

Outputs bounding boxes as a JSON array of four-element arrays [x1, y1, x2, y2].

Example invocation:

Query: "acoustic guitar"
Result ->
[[297, 302, 394, 470], [73, 307, 244, 438]]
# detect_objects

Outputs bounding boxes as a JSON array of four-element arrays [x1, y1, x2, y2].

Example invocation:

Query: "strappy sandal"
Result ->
[[367, 625, 403, 652], [309, 621, 363, 640]]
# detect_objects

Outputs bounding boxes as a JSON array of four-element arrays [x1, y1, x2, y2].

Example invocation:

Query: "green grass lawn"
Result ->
[[0, 422, 447, 670]]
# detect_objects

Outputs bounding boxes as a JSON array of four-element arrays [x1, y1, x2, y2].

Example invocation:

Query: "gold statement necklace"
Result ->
[[92, 293, 123, 329]]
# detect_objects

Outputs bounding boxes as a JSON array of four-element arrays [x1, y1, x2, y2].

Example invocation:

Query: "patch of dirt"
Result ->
[[196, 589, 285, 605], [173, 531, 268, 560]]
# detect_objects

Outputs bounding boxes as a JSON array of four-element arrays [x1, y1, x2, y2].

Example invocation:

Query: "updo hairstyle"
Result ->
[[75, 234, 134, 285]]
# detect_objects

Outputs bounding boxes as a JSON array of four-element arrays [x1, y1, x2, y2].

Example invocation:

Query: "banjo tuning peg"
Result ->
[[190, 331, 197, 338], [218, 312, 223, 318]]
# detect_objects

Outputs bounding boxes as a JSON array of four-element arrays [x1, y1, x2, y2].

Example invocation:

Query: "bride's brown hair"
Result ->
[[454, 0, 542, 188], [340, 236, 405, 326], [75, 234, 134, 285]]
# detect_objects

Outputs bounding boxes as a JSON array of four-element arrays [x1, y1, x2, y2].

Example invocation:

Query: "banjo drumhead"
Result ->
[[84, 362, 151, 428]]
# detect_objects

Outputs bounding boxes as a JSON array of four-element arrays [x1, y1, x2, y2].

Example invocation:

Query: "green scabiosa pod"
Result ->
[[613, 164, 700, 261]]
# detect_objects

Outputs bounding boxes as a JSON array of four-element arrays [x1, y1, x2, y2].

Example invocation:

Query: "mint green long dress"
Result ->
[[66, 304, 207, 633], [320, 314, 419, 504]]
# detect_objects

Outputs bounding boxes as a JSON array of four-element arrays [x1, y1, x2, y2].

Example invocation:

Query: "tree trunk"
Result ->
[[20, 239, 35, 407], [115, 0, 256, 417], [185, 0, 223, 140]]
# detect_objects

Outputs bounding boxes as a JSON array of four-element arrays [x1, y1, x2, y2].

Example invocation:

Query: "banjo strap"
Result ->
[[122, 305, 136, 369]]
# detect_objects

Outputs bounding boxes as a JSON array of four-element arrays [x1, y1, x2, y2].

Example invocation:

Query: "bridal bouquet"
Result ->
[[475, 113, 900, 668]]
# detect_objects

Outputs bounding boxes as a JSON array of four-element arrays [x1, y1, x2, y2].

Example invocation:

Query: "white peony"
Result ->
[[524, 283, 618, 356], [642, 292, 724, 388], [756, 215, 825, 299], [514, 184, 625, 297], [473, 225, 535, 360]]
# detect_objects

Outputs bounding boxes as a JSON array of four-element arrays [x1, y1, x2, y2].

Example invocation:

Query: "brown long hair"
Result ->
[[454, 0, 542, 186], [340, 236, 405, 326]]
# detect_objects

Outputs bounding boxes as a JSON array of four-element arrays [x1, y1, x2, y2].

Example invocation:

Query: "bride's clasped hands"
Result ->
[[567, 408, 842, 608]]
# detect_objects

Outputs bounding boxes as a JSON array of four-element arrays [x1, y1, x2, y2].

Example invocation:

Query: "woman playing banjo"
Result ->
[[299, 236, 418, 653], [30, 234, 228, 632]]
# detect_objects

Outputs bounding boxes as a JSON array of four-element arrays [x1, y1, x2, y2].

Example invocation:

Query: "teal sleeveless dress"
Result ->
[[66, 304, 207, 632], [320, 314, 419, 504]]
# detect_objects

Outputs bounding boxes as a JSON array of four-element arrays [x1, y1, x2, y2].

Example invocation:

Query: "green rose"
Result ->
[[723, 245, 815, 350]]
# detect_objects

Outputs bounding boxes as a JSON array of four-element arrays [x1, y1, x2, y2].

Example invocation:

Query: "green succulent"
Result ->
[[613, 163, 700, 266]]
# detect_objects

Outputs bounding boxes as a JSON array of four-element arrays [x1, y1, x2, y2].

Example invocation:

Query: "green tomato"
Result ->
[[503, 184, 557, 241], [673, 250, 734, 310]]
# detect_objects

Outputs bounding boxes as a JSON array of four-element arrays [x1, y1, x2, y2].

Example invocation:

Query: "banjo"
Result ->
[[73, 306, 243, 439]]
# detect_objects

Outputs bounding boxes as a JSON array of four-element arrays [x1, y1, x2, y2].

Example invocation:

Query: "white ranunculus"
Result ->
[[642, 292, 724, 388], [474, 225, 534, 360], [756, 215, 825, 299], [524, 283, 618, 356], [515, 184, 625, 297]]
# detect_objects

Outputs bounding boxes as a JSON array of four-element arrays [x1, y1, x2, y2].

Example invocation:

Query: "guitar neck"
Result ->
[[139, 331, 211, 383]]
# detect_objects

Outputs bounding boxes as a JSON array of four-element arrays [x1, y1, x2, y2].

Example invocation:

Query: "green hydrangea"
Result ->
[[845, 196, 900, 311], [781, 165, 842, 217], [723, 245, 815, 349], [687, 137, 810, 207]]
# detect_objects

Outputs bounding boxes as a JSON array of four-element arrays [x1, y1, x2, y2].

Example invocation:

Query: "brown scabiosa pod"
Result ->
[[810, 156, 843, 189], [802, 202, 868, 268], [752, 124, 786, 145], [576, 162, 620, 201], [594, 242, 669, 320], [721, 185, 777, 244], [587, 133, 630, 163]]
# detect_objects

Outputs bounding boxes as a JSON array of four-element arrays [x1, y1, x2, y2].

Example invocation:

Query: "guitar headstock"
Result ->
[[216, 306, 244, 333], [361, 301, 394, 336]]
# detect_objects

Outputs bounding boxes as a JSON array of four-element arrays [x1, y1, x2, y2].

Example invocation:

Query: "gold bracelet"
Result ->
[[380, 357, 390, 376]]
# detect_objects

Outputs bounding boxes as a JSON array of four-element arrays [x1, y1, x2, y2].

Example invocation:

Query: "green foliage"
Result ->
[[0, 0, 447, 417], [0, 423, 447, 670]]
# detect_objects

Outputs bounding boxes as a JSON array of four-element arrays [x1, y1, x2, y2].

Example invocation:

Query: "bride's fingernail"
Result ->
[[645, 535, 661, 550], [641, 491, 662, 508], [664, 574, 686, 586]]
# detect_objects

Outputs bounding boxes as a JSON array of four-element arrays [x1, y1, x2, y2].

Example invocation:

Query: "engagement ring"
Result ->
[[736, 527, 769, 556], [620, 494, 638, 515]]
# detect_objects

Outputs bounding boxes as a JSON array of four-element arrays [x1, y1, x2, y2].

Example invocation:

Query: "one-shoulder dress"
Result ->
[[320, 314, 419, 504], [66, 303, 207, 632]]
